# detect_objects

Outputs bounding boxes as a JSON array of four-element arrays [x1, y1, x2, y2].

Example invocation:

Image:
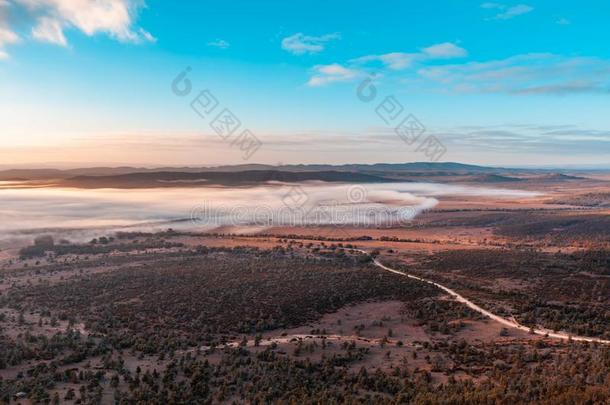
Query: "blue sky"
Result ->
[[0, 0, 609, 167]]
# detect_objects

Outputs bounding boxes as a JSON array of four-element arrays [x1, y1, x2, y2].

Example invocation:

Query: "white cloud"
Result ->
[[138, 28, 155, 43], [0, 27, 19, 59], [281, 32, 340, 55], [421, 42, 467, 58], [350, 42, 466, 72], [0, 0, 153, 59], [309, 42, 468, 86], [0, 1, 19, 59], [417, 53, 610, 95], [0, 26, 19, 46], [484, 3, 533, 20], [351, 52, 416, 70], [307, 63, 360, 87], [207, 39, 230, 49], [15, 0, 154, 46], [32, 16, 66, 45], [556, 17, 571, 25], [480, 2, 504, 9], [497, 4, 533, 19]]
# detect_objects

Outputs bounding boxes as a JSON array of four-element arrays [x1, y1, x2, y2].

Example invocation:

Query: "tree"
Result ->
[[34, 235, 54, 248], [64, 388, 75, 401]]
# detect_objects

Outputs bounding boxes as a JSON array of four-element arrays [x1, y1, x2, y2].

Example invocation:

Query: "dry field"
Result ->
[[1, 178, 609, 403]]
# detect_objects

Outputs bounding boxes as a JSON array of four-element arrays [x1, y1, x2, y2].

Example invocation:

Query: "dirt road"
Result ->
[[358, 250, 610, 345]]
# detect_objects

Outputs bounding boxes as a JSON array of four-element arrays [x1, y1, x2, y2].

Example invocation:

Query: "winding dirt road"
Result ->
[[358, 250, 610, 345]]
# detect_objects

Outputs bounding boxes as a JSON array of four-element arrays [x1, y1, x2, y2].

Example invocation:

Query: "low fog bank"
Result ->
[[0, 182, 540, 246]]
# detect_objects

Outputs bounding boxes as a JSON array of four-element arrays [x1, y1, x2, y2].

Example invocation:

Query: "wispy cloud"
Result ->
[[1, 0, 153, 58], [421, 42, 468, 58], [18, 0, 153, 43], [310, 42, 466, 86], [480, 2, 503, 9], [417, 53, 610, 95], [351, 52, 416, 70], [307, 63, 360, 87], [0, 1, 19, 58], [2, 124, 609, 168], [138, 28, 155, 43], [32, 16, 66, 45], [207, 39, 230, 49], [513, 81, 610, 95], [281, 32, 340, 55], [437, 124, 610, 156], [556, 17, 571, 25], [481, 3, 533, 20], [352, 42, 466, 71], [0, 26, 19, 58]]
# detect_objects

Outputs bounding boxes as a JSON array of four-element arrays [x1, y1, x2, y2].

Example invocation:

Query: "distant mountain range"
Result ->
[[467, 174, 525, 183], [0, 162, 498, 181], [0, 162, 602, 188], [62, 170, 395, 188]]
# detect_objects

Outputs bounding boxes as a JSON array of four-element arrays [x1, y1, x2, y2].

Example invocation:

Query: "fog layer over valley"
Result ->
[[0, 181, 540, 246]]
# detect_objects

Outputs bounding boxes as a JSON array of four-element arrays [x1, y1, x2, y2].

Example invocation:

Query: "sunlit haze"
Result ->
[[1, 0, 609, 167]]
